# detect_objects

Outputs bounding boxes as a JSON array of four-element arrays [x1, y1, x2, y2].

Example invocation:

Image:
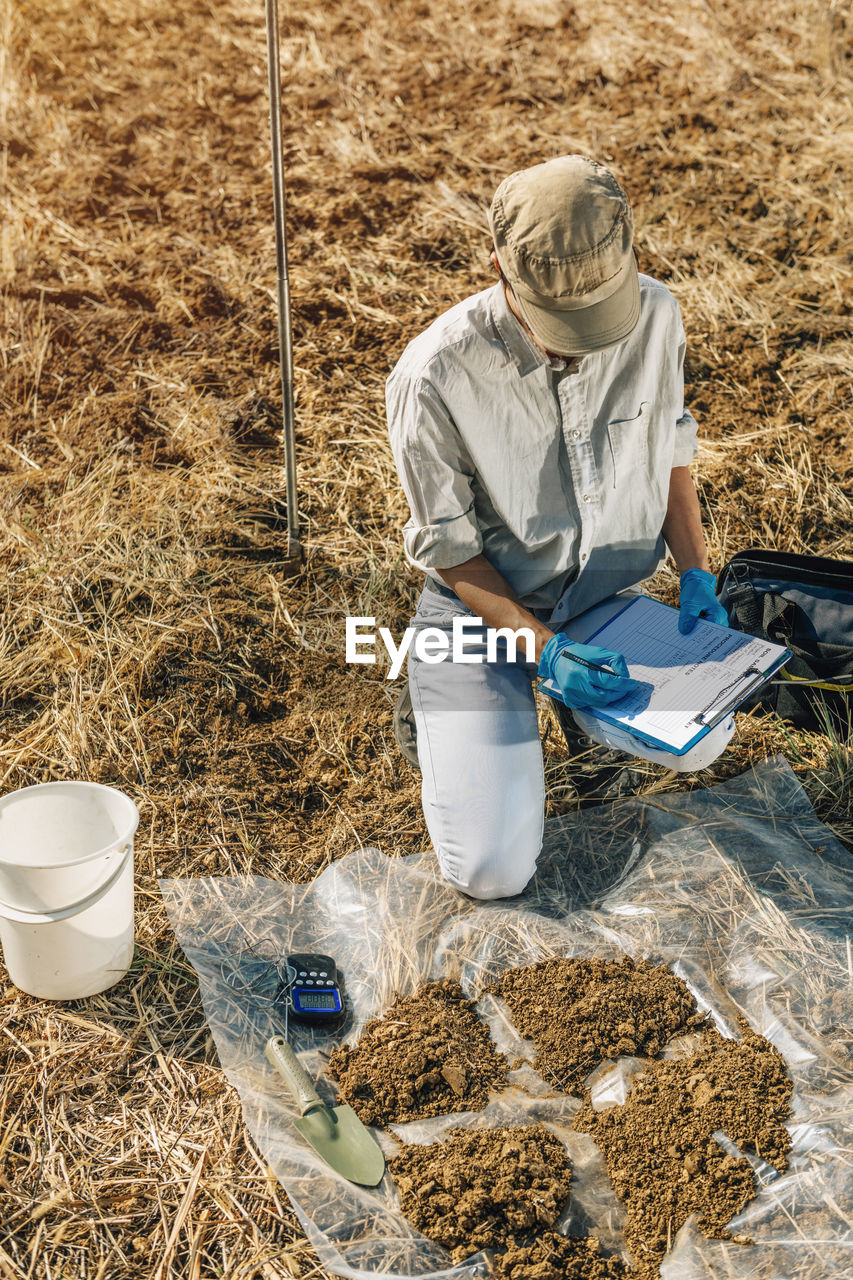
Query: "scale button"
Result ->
[[304, 979, 314, 985], [309, 970, 318, 976], [325, 980, 335, 986], [319, 971, 328, 978], [298, 970, 308, 978]]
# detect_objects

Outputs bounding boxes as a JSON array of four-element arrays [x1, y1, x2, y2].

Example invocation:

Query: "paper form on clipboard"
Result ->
[[539, 594, 791, 755]]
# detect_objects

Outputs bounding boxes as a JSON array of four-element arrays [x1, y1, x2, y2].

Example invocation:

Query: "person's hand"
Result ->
[[538, 634, 639, 709], [678, 568, 729, 634]]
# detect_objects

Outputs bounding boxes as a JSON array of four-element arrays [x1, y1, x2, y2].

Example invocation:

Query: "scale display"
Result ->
[[294, 989, 339, 1011]]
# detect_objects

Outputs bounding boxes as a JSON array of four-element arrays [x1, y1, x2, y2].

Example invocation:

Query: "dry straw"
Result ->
[[0, 0, 851, 1275]]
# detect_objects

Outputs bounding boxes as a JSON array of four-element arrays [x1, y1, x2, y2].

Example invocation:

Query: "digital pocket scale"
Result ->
[[285, 952, 345, 1026]]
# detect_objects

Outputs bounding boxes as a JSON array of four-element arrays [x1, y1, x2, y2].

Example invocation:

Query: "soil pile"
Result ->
[[389, 1124, 573, 1263], [574, 1027, 793, 1280], [495, 1232, 629, 1280], [491, 956, 706, 1093], [327, 978, 508, 1124]]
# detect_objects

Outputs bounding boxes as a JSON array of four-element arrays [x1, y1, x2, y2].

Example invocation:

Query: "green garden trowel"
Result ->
[[265, 1036, 385, 1186]]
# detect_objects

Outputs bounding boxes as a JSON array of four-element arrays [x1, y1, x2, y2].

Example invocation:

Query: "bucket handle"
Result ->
[[0, 844, 133, 926]]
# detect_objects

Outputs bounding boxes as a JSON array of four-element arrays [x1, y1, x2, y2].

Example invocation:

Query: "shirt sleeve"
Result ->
[[386, 370, 483, 572], [671, 314, 699, 468]]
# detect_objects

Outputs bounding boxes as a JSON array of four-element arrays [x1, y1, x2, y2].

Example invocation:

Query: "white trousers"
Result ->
[[407, 581, 734, 900], [408, 581, 547, 901]]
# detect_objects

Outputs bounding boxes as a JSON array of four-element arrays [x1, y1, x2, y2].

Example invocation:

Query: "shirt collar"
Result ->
[[488, 283, 551, 378]]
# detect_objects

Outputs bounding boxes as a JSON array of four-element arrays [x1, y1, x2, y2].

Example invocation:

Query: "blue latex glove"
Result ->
[[678, 568, 729, 634], [538, 633, 639, 709]]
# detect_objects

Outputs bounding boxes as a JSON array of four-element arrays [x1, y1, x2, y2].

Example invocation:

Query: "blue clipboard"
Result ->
[[538, 597, 791, 757]]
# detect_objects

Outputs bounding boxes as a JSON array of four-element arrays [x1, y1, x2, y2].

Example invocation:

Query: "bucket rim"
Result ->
[[0, 780, 140, 872]]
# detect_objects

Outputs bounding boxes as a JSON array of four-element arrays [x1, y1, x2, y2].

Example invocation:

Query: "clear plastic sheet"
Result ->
[[161, 757, 852, 1279]]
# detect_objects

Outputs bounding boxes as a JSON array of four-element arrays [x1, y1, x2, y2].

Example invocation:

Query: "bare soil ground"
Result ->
[[0, 0, 851, 1276]]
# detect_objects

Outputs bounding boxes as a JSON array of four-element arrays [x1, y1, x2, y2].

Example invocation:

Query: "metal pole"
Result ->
[[264, 0, 300, 556]]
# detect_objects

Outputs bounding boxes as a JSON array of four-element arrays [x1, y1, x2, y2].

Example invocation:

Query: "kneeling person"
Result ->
[[386, 155, 725, 899]]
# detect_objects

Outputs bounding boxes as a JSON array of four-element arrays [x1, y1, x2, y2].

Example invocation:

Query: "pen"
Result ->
[[558, 648, 616, 676]]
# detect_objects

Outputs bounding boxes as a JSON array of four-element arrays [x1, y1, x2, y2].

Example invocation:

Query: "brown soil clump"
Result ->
[[491, 956, 707, 1093], [574, 1027, 793, 1280], [327, 979, 508, 1124], [389, 1124, 573, 1263], [495, 1232, 629, 1280]]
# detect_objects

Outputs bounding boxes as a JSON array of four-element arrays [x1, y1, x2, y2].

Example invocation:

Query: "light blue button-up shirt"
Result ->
[[387, 275, 698, 622]]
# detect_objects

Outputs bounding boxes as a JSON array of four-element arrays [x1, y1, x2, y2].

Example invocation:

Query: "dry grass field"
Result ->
[[1, 0, 852, 1275]]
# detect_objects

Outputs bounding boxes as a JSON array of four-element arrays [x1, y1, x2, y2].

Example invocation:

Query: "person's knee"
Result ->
[[463, 858, 536, 900], [437, 822, 542, 900]]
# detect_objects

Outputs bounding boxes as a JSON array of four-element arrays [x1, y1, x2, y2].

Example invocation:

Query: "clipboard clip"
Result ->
[[693, 667, 765, 729]]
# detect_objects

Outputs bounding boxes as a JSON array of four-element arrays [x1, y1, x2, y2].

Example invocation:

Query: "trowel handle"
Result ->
[[265, 1036, 323, 1117]]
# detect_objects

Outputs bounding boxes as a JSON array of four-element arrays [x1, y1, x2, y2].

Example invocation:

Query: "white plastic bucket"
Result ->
[[0, 781, 139, 999]]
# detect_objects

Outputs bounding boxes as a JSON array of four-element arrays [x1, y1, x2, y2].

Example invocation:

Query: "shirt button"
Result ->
[[571, 430, 580, 439], [581, 553, 587, 561], [582, 494, 591, 503]]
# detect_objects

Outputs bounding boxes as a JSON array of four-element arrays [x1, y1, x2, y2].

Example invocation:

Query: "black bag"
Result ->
[[717, 549, 853, 735]]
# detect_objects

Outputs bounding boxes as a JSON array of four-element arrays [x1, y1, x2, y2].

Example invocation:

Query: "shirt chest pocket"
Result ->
[[606, 401, 650, 481]]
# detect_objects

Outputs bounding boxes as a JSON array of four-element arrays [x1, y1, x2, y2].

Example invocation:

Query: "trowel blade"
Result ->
[[294, 1103, 385, 1187]]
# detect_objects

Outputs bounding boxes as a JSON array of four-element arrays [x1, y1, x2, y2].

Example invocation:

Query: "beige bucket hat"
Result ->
[[488, 154, 640, 356]]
